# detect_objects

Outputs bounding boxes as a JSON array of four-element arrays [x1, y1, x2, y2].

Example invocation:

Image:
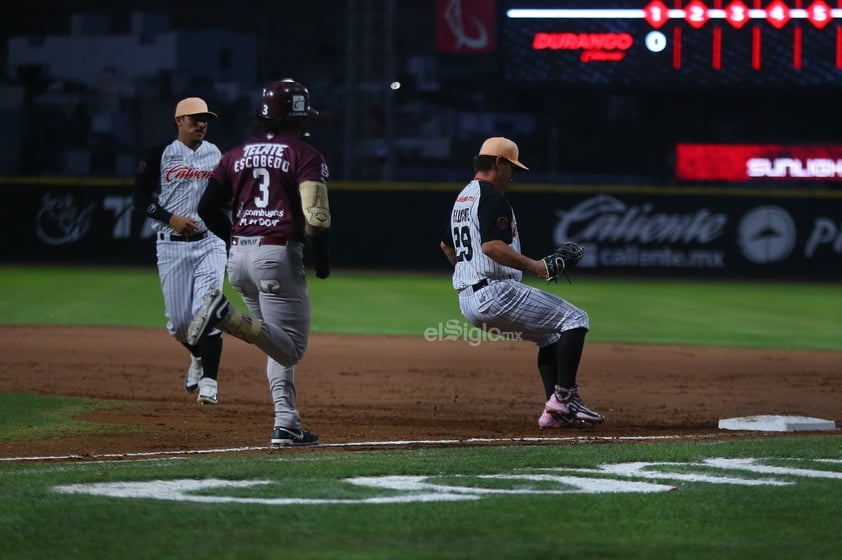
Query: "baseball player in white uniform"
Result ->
[[132, 97, 227, 405], [440, 137, 604, 428]]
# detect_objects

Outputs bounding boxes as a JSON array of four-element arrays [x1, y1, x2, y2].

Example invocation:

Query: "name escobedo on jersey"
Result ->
[[233, 143, 290, 173], [232, 143, 290, 227]]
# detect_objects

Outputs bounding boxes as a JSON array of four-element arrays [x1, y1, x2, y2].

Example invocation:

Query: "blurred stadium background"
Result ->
[[2, 1, 840, 278]]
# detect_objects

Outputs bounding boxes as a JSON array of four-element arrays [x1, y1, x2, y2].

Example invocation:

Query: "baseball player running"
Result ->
[[132, 97, 227, 405], [440, 137, 604, 428], [186, 79, 331, 447]]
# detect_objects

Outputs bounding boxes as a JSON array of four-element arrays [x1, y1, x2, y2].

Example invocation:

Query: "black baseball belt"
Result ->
[[471, 279, 489, 293], [158, 231, 208, 242], [231, 236, 288, 247]]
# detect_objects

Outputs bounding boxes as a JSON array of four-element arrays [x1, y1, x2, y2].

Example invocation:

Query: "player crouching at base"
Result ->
[[440, 136, 604, 429]]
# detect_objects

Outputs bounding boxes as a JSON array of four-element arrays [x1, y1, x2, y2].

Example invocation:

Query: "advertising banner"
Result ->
[[4, 181, 841, 279], [517, 191, 842, 278], [676, 143, 842, 182]]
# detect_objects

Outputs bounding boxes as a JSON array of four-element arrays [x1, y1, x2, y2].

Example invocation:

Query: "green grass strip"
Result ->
[[0, 393, 134, 442], [0, 266, 839, 350], [0, 436, 840, 560]]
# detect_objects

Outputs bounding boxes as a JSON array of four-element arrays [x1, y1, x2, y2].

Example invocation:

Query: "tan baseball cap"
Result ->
[[174, 97, 217, 119], [478, 137, 528, 170]]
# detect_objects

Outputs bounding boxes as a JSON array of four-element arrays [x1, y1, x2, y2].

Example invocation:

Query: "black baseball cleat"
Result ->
[[564, 385, 605, 423], [186, 288, 230, 346], [270, 426, 319, 447]]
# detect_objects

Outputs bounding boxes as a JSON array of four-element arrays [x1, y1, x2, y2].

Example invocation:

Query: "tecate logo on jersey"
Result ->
[[165, 164, 213, 182]]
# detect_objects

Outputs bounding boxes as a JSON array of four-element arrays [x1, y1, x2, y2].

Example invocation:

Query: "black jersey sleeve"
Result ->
[[131, 143, 172, 224], [476, 184, 514, 244], [199, 177, 232, 246], [441, 223, 455, 248]]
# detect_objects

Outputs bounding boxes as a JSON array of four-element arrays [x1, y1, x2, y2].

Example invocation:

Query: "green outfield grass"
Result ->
[[1, 266, 841, 559], [0, 265, 839, 350]]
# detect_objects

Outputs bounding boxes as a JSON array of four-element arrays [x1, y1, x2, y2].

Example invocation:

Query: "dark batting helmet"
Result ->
[[256, 79, 319, 122]]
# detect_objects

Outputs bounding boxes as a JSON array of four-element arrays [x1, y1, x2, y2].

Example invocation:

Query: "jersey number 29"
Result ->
[[452, 226, 473, 262]]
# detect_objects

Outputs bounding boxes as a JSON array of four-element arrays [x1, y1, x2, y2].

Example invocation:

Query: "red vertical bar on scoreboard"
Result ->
[[752, 1, 762, 70], [673, 1, 682, 69], [836, 0, 842, 69], [713, 28, 721, 69], [792, 0, 801, 69], [674, 27, 682, 69], [712, 0, 721, 69], [837, 27, 842, 69]]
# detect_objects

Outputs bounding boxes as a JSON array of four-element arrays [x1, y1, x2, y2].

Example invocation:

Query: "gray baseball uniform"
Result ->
[[189, 79, 327, 447], [208, 132, 327, 429]]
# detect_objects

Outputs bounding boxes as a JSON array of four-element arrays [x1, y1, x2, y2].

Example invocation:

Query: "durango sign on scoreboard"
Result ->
[[502, 1, 842, 89]]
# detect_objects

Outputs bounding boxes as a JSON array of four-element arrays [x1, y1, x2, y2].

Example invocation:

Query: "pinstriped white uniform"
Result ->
[[157, 237, 227, 341], [155, 139, 226, 342], [448, 179, 588, 348], [450, 180, 522, 290], [153, 140, 221, 236]]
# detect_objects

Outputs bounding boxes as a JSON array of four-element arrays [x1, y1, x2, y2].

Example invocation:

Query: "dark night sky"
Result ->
[[3, 1, 434, 60], [7, 1, 842, 181], [3, 1, 440, 91]]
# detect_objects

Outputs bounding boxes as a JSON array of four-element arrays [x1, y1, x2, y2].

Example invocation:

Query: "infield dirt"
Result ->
[[1, 326, 839, 459]]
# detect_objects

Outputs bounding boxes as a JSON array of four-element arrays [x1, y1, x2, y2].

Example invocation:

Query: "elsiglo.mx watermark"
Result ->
[[423, 319, 522, 347]]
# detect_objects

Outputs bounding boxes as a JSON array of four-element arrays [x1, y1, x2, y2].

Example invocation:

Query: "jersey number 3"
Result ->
[[452, 226, 473, 262], [253, 168, 270, 208]]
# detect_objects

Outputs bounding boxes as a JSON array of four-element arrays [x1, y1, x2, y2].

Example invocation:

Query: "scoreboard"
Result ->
[[502, 1, 842, 88]]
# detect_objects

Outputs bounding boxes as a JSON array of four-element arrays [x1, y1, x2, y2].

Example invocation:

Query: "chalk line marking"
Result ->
[[0, 434, 720, 463]]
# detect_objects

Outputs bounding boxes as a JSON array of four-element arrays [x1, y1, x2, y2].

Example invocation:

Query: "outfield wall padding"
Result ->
[[4, 179, 840, 279]]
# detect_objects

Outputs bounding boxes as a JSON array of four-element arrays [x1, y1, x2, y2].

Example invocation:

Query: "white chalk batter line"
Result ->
[[0, 434, 719, 463]]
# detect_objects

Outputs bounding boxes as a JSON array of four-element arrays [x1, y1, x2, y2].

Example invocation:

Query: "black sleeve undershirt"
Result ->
[[198, 177, 232, 245], [131, 143, 172, 224], [476, 181, 514, 244]]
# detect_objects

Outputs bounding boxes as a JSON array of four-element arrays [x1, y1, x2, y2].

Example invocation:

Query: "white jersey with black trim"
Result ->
[[154, 139, 222, 234], [448, 179, 522, 291]]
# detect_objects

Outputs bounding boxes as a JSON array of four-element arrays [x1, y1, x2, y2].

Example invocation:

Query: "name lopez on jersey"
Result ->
[[233, 143, 290, 172]]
